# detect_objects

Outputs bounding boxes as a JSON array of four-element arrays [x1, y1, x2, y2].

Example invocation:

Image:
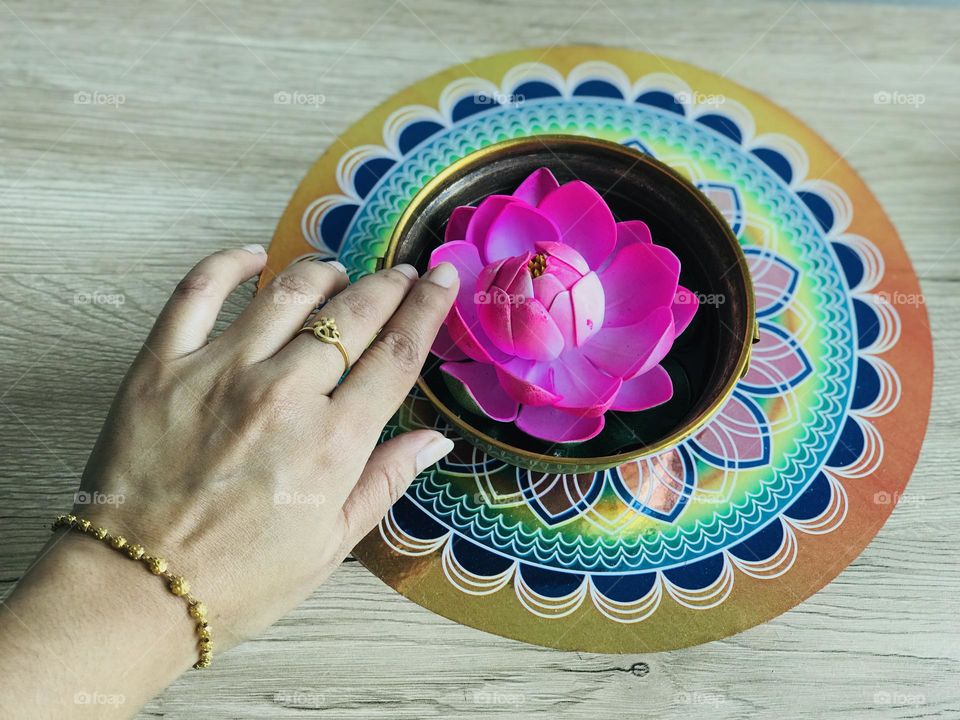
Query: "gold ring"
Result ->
[[298, 317, 350, 370]]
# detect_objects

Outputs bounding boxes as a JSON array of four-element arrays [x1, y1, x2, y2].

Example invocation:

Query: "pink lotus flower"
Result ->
[[429, 168, 699, 443]]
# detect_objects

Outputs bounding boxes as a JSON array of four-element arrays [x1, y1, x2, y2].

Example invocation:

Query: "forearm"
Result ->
[[0, 531, 197, 718]]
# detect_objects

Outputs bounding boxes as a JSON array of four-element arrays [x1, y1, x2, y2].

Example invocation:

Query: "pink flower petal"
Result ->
[[491, 253, 533, 299], [532, 272, 566, 309], [535, 240, 590, 275], [441, 362, 519, 422], [538, 181, 616, 269], [617, 220, 653, 247], [582, 307, 675, 378], [600, 221, 653, 272], [430, 323, 469, 361], [599, 242, 680, 327], [548, 290, 576, 347], [476, 258, 507, 294], [477, 287, 515, 355], [617, 220, 652, 245], [506, 264, 534, 300], [611, 365, 673, 412], [650, 244, 682, 280], [483, 203, 562, 263], [429, 240, 484, 314], [540, 257, 582, 289], [465, 195, 519, 262], [445, 303, 509, 365], [570, 271, 605, 346], [551, 349, 622, 416], [494, 358, 561, 407], [516, 405, 606, 443], [671, 285, 699, 335], [511, 298, 565, 361], [445, 206, 477, 243], [429, 241, 502, 362], [512, 167, 560, 206]]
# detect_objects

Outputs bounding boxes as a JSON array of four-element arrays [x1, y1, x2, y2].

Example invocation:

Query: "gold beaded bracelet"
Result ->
[[52, 514, 213, 669]]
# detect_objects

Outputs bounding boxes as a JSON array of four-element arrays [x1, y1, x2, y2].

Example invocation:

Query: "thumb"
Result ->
[[340, 430, 454, 547]]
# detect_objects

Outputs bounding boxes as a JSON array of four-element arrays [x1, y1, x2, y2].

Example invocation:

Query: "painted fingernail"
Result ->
[[326, 260, 346, 273], [393, 264, 419, 280], [426, 262, 458, 288], [415, 434, 455, 475], [241, 244, 266, 255]]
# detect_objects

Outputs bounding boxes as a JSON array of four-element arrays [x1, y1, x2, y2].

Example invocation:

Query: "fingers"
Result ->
[[214, 258, 350, 363], [339, 430, 454, 547], [272, 264, 421, 391], [331, 262, 459, 430], [145, 245, 267, 360]]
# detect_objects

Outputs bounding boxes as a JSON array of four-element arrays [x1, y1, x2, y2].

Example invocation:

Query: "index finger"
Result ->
[[330, 262, 459, 430]]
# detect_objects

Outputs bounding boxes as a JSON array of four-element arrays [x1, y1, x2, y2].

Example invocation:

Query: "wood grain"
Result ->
[[1, 0, 958, 717]]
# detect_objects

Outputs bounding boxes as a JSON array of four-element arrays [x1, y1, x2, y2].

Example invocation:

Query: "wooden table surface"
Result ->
[[1, 1, 957, 717]]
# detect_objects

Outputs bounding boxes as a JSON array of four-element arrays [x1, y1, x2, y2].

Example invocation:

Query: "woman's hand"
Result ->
[[0, 245, 459, 718], [80, 245, 459, 641]]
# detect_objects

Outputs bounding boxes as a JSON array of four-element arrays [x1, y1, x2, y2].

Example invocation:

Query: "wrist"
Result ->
[[0, 527, 199, 718]]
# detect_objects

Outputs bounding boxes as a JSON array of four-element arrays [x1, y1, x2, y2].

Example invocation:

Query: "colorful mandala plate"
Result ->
[[263, 47, 933, 652]]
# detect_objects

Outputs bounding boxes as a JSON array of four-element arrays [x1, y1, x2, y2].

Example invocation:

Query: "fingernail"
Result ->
[[426, 262, 458, 288], [415, 434, 455, 475], [326, 260, 346, 273], [241, 244, 266, 255], [393, 263, 419, 280]]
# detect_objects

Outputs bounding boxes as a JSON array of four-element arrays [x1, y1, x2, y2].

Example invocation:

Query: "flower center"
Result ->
[[527, 252, 548, 278]]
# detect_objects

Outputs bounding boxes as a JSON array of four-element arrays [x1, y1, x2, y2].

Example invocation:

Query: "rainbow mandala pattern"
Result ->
[[267, 48, 930, 651]]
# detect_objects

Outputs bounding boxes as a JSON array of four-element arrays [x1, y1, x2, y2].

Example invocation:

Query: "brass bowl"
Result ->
[[383, 135, 756, 473]]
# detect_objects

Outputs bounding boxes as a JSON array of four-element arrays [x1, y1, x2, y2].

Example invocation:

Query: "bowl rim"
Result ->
[[383, 134, 757, 469]]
